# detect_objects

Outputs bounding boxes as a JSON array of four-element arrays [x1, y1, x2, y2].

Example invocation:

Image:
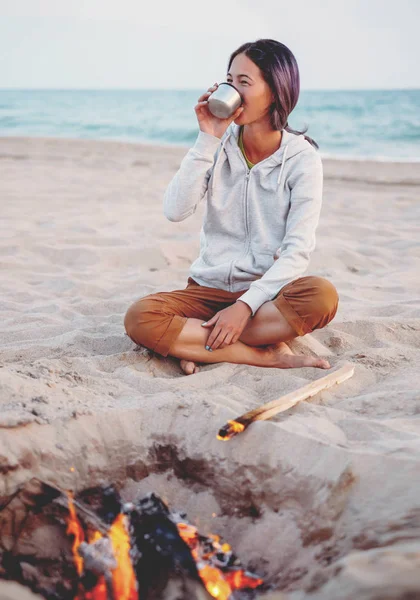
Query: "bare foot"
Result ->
[[180, 359, 200, 375], [266, 342, 331, 369]]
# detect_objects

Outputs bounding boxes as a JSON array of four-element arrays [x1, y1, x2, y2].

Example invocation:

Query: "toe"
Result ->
[[180, 359, 197, 375], [319, 359, 331, 369]]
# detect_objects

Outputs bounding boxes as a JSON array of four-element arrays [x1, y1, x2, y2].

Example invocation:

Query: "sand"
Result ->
[[0, 135, 420, 599]]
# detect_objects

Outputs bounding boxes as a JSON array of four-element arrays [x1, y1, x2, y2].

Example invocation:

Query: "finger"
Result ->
[[222, 332, 235, 349], [207, 312, 221, 324], [195, 101, 211, 110], [210, 329, 229, 351], [197, 84, 218, 103], [206, 326, 222, 349], [202, 315, 217, 327]]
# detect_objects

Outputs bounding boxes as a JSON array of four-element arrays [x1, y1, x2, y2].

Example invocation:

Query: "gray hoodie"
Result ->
[[163, 122, 323, 317]]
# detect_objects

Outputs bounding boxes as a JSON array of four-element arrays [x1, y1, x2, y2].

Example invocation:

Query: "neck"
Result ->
[[241, 123, 282, 163]]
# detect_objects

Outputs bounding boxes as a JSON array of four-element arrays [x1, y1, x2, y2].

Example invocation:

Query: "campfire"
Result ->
[[0, 478, 264, 600]]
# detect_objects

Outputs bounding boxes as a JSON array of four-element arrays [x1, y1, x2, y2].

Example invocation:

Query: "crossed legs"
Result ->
[[124, 276, 339, 373], [169, 301, 330, 373]]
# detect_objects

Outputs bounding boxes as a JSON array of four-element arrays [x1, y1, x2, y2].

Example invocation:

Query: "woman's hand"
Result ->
[[201, 301, 252, 351], [195, 83, 244, 139]]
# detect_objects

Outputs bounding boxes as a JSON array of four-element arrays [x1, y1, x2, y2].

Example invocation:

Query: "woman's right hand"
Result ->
[[194, 83, 244, 139]]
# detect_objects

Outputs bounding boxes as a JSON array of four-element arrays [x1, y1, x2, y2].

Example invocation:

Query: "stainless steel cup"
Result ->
[[207, 83, 243, 119]]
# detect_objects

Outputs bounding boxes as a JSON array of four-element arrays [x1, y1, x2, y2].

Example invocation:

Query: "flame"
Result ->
[[67, 492, 261, 600], [199, 565, 232, 599], [85, 581, 107, 600], [66, 493, 84, 577], [66, 493, 138, 600], [177, 521, 262, 600], [224, 569, 263, 590], [108, 514, 138, 600], [217, 420, 245, 441], [229, 420, 245, 434]]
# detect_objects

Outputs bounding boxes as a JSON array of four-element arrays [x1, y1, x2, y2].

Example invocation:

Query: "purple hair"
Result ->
[[227, 39, 319, 150]]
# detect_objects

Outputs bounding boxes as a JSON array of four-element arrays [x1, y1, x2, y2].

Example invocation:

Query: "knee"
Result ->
[[312, 277, 339, 315], [309, 277, 339, 328], [124, 299, 145, 344], [124, 296, 161, 347]]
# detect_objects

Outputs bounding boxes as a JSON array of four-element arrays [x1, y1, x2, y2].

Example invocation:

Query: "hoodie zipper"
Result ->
[[227, 129, 288, 291], [228, 164, 251, 290], [244, 168, 251, 246]]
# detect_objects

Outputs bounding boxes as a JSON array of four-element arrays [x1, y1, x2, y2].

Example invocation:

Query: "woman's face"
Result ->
[[226, 53, 274, 126]]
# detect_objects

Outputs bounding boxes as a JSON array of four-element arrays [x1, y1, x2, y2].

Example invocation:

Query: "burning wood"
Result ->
[[66, 491, 263, 599], [0, 478, 264, 599], [218, 362, 355, 440], [66, 493, 138, 600], [78, 537, 117, 600], [124, 493, 263, 600]]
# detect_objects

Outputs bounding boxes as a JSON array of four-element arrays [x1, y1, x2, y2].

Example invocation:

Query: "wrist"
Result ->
[[236, 299, 253, 317]]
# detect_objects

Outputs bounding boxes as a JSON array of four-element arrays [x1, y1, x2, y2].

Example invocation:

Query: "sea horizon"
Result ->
[[1, 88, 419, 162]]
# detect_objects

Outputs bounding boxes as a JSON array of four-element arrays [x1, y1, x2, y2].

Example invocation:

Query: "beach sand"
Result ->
[[0, 135, 419, 598]]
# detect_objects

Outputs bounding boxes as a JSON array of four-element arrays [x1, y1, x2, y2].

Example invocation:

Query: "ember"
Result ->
[[0, 479, 264, 600], [217, 420, 246, 441], [174, 513, 263, 599], [66, 490, 263, 600], [70, 491, 264, 600]]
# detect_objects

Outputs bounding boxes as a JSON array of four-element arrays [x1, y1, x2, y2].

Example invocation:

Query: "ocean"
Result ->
[[0, 88, 419, 161]]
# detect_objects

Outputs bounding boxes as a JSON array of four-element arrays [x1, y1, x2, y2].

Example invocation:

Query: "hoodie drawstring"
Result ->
[[276, 144, 289, 188]]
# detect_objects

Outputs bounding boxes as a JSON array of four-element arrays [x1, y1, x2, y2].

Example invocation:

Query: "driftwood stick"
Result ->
[[217, 361, 354, 441]]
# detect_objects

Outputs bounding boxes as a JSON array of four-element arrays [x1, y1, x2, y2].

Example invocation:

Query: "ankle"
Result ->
[[262, 345, 291, 368], [257, 345, 277, 367]]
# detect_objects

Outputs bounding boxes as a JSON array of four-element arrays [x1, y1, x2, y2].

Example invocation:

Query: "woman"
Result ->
[[124, 39, 339, 375]]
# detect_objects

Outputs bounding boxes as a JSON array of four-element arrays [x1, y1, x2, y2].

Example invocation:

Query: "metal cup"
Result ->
[[207, 83, 243, 119]]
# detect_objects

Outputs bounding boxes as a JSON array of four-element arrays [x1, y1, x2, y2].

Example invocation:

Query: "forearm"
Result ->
[[163, 131, 222, 222]]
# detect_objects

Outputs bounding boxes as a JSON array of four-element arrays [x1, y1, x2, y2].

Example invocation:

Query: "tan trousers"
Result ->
[[124, 276, 339, 358]]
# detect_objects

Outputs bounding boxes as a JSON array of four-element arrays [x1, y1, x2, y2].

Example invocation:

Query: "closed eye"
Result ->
[[227, 80, 248, 85]]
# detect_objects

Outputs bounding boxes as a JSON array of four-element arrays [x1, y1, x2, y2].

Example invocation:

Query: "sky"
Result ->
[[0, 0, 418, 90]]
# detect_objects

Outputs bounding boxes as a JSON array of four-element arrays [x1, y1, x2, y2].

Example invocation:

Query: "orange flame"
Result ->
[[199, 565, 232, 599], [217, 420, 246, 441], [66, 493, 84, 577], [66, 493, 138, 600], [177, 521, 262, 599], [67, 493, 261, 600], [108, 513, 138, 600], [224, 569, 263, 591]]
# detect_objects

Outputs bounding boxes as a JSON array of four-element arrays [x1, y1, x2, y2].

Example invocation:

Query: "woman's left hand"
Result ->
[[201, 301, 252, 351]]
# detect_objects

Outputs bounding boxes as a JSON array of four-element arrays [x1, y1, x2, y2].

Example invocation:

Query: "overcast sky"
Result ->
[[0, 0, 418, 90]]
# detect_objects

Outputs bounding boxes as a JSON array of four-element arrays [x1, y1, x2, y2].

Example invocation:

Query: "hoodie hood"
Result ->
[[211, 123, 313, 192]]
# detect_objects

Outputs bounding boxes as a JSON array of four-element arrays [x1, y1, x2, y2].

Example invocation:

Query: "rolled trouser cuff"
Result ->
[[273, 294, 313, 337], [154, 314, 188, 357]]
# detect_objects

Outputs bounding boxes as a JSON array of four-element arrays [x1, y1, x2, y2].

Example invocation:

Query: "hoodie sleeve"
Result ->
[[236, 149, 323, 317], [163, 130, 223, 222]]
